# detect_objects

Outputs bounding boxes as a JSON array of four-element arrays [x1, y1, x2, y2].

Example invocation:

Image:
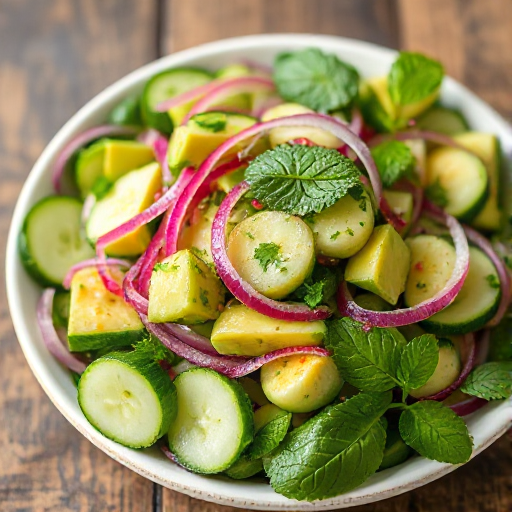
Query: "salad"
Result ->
[[19, 47, 512, 501]]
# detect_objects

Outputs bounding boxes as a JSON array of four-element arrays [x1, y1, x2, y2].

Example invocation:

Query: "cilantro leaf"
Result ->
[[371, 140, 414, 188], [265, 392, 391, 501], [397, 334, 439, 392], [253, 242, 284, 272], [273, 48, 359, 112], [425, 178, 449, 208], [133, 335, 177, 366], [247, 412, 291, 460], [388, 52, 444, 106], [325, 318, 406, 392], [245, 145, 362, 216], [399, 401, 473, 464], [293, 265, 338, 308], [461, 361, 512, 400]]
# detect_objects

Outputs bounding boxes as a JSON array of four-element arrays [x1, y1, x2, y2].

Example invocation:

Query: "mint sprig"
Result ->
[[244, 144, 362, 217], [461, 361, 512, 400], [371, 140, 415, 188], [247, 412, 291, 460]]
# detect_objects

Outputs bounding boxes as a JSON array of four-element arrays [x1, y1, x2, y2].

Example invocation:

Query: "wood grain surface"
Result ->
[[1, 1, 511, 511]]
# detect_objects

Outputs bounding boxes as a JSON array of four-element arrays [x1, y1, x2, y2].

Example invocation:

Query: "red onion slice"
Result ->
[[63, 257, 130, 290], [348, 108, 363, 136], [165, 113, 402, 257], [52, 125, 138, 194], [37, 289, 86, 374], [338, 201, 470, 328], [448, 396, 487, 417], [421, 333, 476, 402], [463, 225, 511, 327], [182, 76, 275, 124], [212, 182, 331, 321]]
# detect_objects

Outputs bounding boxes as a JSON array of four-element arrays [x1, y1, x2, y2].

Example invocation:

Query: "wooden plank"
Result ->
[[397, 0, 512, 118], [0, 0, 158, 510], [162, 0, 399, 54]]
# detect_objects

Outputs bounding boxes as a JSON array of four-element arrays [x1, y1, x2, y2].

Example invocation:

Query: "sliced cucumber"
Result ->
[[310, 191, 374, 259], [52, 291, 71, 328], [78, 350, 177, 448], [421, 246, 501, 334], [238, 377, 270, 407], [19, 196, 95, 286], [416, 106, 469, 135], [108, 95, 142, 127], [426, 146, 488, 221], [167, 368, 253, 474], [227, 211, 315, 299], [379, 428, 412, 470], [142, 68, 213, 133]]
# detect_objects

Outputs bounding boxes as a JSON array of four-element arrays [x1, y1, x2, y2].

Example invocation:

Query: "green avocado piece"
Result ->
[[148, 249, 225, 324], [345, 224, 411, 305], [67, 267, 145, 352], [379, 428, 412, 470], [210, 304, 326, 357]]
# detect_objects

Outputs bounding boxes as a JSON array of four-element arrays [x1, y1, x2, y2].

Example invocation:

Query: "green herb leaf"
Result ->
[[245, 145, 362, 216], [388, 52, 444, 106], [293, 265, 338, 308], [265, 392, 391, 501], [224, 456, 264, 480], [91, 176, 112, 200], [253, 242, 284, 272], [371, 140, 414, 188], [461, 361, 512, 400], [133, 335, 176, 366], [486, 274, 501, 289], [425, 178, 449, 208], [397, 334, 439, 392], [399, 401, 473, 464], [273, 48, 359, 112], [325, 318, 405, 392], [248, 413, 292, 460]]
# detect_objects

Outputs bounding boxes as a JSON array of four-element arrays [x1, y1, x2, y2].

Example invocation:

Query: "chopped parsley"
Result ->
[[199, 288, 209, 306], [330, 231, 341, 241], [346, 227, 354, 237], [254, 242, 284, 272], [486, 274, 501, 289], [245, 232, 255, 240]]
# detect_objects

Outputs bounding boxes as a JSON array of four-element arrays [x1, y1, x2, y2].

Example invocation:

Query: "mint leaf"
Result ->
[[265, 392, 391, 501], [225, 456, 264, 479], [425, 178, 449, 208], [399, 401, 473, 464], [133, 335, 176, 366], [293, 265, 338, 309], [245, 145, 362, 216], [273, 48, 359, 112], [325, 318, 405, 392], [253, 242, 285, 272], [398, 334, 439, 392], [461, 361, 512, 400], [388, 52, 444, 106], [248, 413, 291, 460], [371, 140, 414, 188]]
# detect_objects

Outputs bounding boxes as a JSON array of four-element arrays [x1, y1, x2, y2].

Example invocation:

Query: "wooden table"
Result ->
[[1, 1, 511, 510]]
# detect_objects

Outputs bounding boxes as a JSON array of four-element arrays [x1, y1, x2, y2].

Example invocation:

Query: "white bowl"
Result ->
[[6, 34, 512, 510]]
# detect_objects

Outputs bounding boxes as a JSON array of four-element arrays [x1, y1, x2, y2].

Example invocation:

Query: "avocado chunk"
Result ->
[[382, 190, 414, 236], [210, 304, 326, 357], [345, 224, 411, 305], [67, 267, 145, 352], [260, 354, 343, 413], [456, 132, 502, 231], [86, 162, 162, 256], [167, 111, 265, 174], [148, 249, 225, 324], [76, 139, 155, 198]]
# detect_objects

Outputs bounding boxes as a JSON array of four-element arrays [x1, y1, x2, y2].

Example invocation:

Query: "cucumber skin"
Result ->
[[18, 196, 85, 287], [168, 367, 254, 474], [78, 350, 177, 448], [456, 183, 489, 223], [68, 328, 146, 353]]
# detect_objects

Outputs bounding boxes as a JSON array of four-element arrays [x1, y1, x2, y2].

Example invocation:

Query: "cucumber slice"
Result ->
[[108, 95, 142, 127], [227, 211, 315, 299], [416, 106, 469, 135], [18, 196, 95, 286], [167, 368, 253, 474], [142, 68, 213, 133], [78, 351, 177, 448], [379, 428, 412, 470], [52, 291, 71, 328], [426, 146, 488, 221]]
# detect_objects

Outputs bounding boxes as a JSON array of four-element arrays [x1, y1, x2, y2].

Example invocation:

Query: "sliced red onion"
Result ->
[[81, 194, 96, 226], [63, 257, 130, 290], [448, 396, 487, 416], [161, 445, 187, 469], [165, 113, 402, 256], [338, 201, 470, 328], [421, 333, 476, 402], [252, 95, 283, 119], [182, 76, 275, 124], [37, 289, 86, 373], [153, 135, 173, 187], [137, 128, 162, 147], [348, 108, 363, 136], [52, 125, 138, 194], [212, 182, 331, 321], [463, 225, 511, 327]]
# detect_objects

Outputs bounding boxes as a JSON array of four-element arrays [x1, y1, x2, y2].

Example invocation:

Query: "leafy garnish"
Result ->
[[388, 52, 444, 106], [371, 140, 414, 188], [486, 274, 501, 289], [199, 288, 209, 307], [293, 265, 337, 308], [254, 242, 284, 272], [461, 361, 512, 400], [247, 413, 292, 460], [425, 178, 449, 208], [244, 144, 362, 216], [330, 231, 341, 241], [273, 48, 359, 112], [153, 262, 180, 272], [192, 112, 227, 132], [91, 176, 112, 200], [265, 392, 391, 501], [133, 335, 177, 366], [399, 401, 473, 464]]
